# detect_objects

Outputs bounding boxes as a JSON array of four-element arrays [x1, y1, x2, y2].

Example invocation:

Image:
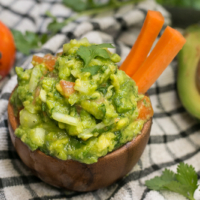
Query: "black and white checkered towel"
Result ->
[[1, 0, 200, 199]]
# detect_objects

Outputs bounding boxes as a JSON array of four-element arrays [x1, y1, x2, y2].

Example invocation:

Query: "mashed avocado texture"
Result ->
[[11, 38, 151, 164]]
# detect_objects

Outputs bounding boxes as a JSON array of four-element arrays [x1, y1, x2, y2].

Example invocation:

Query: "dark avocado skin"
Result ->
[[177, 25, 200, 119]]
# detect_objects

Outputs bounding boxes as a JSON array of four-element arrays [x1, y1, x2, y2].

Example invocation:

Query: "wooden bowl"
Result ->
[[7, 90, 152, 192]]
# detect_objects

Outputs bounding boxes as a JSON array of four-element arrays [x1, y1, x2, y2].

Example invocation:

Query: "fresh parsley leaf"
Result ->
[[81, 65, 102, 75], [77, 43, 114, 67], [145, 163, 198, 200], [12, 30, 48, 55]]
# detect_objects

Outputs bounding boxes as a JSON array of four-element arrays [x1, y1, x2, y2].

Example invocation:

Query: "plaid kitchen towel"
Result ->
[[1, 0, 200, 199]]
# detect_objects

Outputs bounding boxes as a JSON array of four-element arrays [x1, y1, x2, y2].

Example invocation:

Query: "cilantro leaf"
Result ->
[[164, 181, 194, 200], [77, 43, 114, 67], [40, 33, 49, 44], [145, 169, 176, 190], [176, 163, 198, 198], [81, 65, 102, 75], [12, 30, 38, 55], [145, 163, 198, 200], [63, 0, 89, 11], [12, 30, 48, 55], [62, 0, 111, 12], [47, 21, 66, 34], [46, 11, 66, 34], [96, 43, 115, 48]]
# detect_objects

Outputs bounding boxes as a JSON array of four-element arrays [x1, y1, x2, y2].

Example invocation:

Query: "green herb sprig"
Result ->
[[156, 0, 200, 10], [145, 163, 198, 200], [12, 0, 143, 55], [11, 30, 49, 55], [81, 65, 102, 75], [77, 43, 114, 67]]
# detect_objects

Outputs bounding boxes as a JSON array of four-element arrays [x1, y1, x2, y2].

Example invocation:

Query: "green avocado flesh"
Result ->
[[11, 38, 148, 164], [178, 25, 200, 119]]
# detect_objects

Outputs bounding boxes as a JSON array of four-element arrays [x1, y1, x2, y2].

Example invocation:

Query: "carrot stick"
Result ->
[[120, 10, 164, 77], [132, 26, 186, 94]]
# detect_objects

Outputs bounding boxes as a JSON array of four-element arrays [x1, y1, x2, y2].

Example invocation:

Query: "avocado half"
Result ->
[[177, 25, 200, 119]]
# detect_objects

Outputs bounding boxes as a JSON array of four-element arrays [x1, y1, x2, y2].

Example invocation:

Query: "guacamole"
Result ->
[[11, 38, 152, 164]]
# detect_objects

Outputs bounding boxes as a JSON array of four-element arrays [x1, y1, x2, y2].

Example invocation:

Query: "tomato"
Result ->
[[32, 54, 56, 71], [137, 96, 154, 120], [32, 55, 43, 65], [43, 54, 57, 71], [60, 80, 75, 97], [0, 21, 15, 80]]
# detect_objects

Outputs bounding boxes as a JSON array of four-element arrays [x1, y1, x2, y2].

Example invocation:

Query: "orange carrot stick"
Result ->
[[120, 10, 164, 77], [132, 26, 186, 94]]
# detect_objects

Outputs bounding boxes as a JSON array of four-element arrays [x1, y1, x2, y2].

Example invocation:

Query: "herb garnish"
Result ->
[[81, 65, 102, 75], [77, 43, 114, 67], [145, 163, 198, 200], [11, 0, 142, 55], [11, 30, 48, 55]]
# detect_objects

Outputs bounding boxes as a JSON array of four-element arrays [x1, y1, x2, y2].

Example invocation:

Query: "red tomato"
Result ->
[[43, 54, 57, 71], [60, 80, 75, 97], [32, 55, 43, 65], [137, 96, 154, 120], [32, 54, 56, 71], [0, 21, 15, 80]]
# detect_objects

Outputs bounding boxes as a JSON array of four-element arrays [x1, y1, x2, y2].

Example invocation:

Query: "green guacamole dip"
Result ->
[[11, 38, 148, 164]]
